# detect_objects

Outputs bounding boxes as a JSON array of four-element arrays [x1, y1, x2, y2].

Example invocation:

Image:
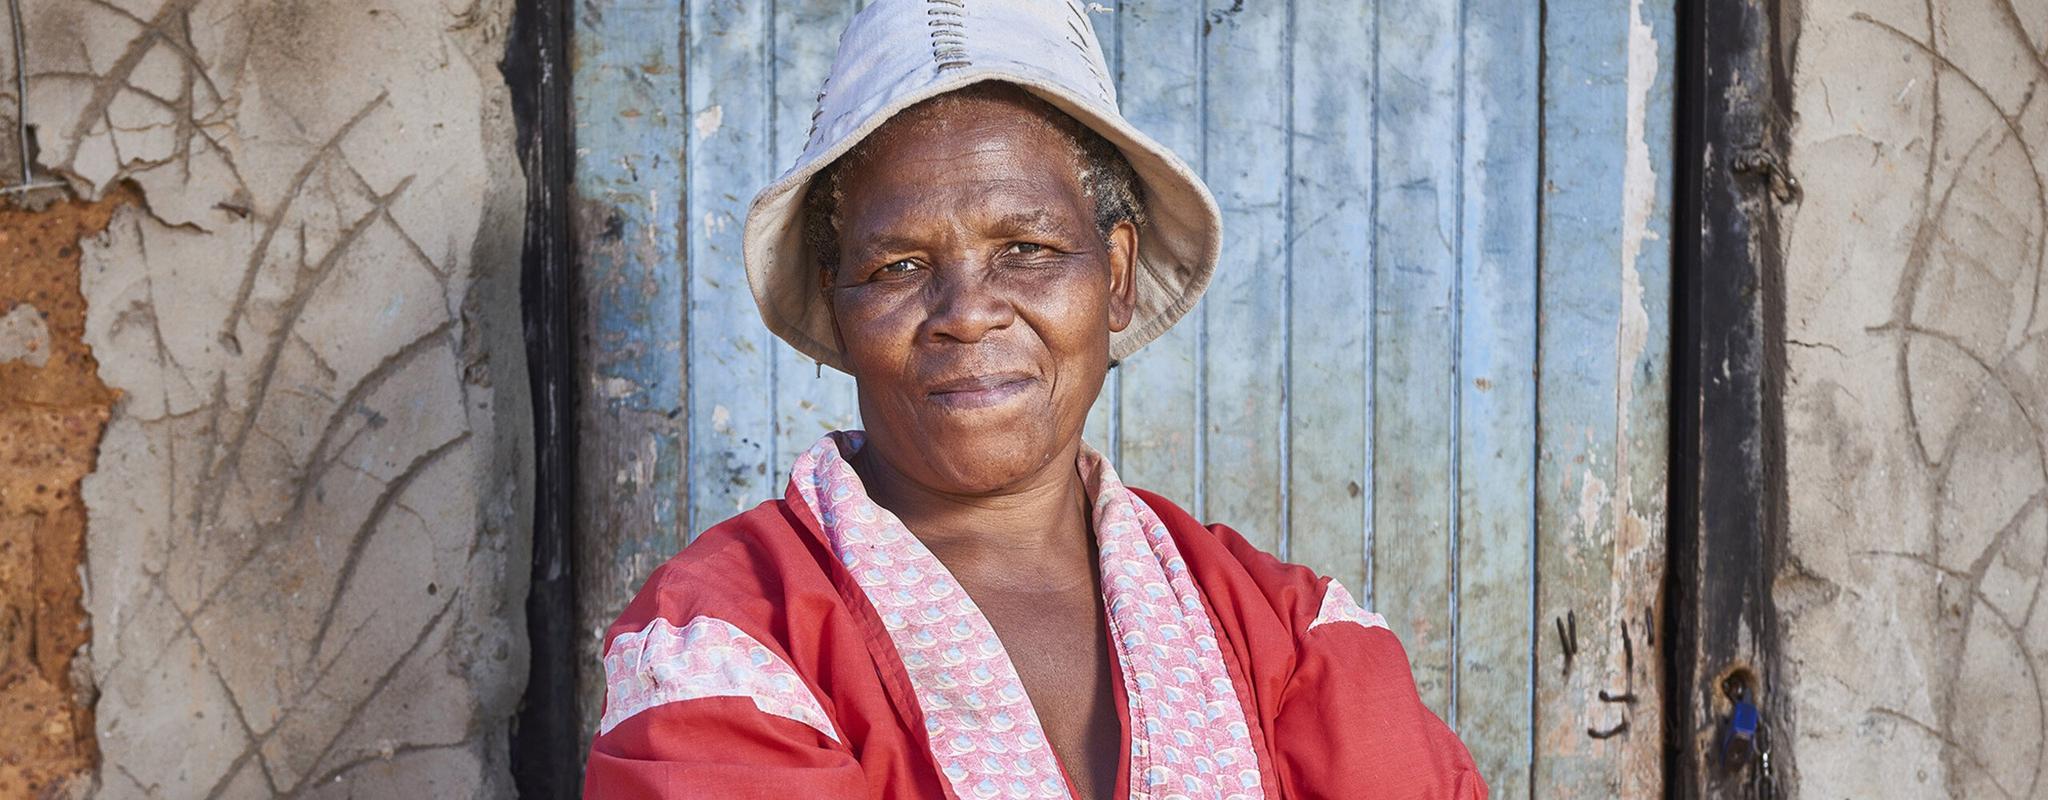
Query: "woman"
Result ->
[[585, 2, 1484, 798]]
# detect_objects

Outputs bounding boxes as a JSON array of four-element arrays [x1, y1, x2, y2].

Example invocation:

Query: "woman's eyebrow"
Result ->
[[992, 210, 1062, 235], [847, 234, 926, 264]]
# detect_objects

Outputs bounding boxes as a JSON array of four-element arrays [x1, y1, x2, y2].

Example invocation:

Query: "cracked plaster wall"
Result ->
[[2, 0, 532, 796], [1779, 0, 2048, 796]]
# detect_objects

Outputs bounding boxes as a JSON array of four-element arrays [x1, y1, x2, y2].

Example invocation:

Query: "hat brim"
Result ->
[[742, 70, 1221, 374]]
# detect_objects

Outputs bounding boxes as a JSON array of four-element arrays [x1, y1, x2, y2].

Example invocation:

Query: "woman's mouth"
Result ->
[[925, 373, 1036, 410]]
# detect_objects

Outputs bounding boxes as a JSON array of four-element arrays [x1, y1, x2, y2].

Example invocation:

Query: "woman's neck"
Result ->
[[849, 435, 1097, 593]]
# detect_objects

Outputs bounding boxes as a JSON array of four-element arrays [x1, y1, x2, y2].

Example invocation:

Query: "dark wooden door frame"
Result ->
[[1668, 0, 1797, 796], [505, 0, 582, 796]]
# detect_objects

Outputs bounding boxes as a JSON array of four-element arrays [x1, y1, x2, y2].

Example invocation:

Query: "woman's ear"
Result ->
[[1106, 219, 1139, 333], [818, 260, 851, 360]]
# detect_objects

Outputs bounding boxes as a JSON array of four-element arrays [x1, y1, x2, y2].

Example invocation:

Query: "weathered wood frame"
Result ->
[[1668, 0, 1795, 796], [507, 0, 583, 796]]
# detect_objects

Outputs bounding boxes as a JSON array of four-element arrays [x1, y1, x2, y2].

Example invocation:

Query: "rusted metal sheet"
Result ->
[[1534, 0, 1676, 796]]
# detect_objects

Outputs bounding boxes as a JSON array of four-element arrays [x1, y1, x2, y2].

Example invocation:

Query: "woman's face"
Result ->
[[826, 91, 1138, 495]]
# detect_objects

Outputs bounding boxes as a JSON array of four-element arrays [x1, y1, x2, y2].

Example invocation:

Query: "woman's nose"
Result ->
[[921, 263, 1016, 345]]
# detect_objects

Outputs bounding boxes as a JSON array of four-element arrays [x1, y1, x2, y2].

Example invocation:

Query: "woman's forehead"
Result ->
[[848, 85, 1089, 178], [837, 113, 1092, 234]]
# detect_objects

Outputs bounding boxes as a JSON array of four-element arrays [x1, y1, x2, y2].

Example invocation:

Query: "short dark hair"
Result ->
[[801, 82, 1146, 287]]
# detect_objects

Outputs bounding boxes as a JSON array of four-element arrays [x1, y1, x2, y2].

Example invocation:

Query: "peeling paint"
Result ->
[[694, 104, 725, 139], [569, 0, 691, 756], [603, 376, 640, 399], [1534, 0, 1675, 793], [1577, 471, 1612, 546], [1602, 6, 1668, 797], [1618, 0, 1659, 374]]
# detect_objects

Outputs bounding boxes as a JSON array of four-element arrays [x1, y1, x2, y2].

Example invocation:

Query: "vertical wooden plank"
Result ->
[[687, 0, 776, 537], [1373, 0, 1462, 718], [1200, 0, 1290, 555], [567, 0, 689, 752], [1080, 1, 1122, 458], [1535, 0, 1675, 795], [1110, 0, 1203, 503], [1455, 0, 1542, 794], [1286, 0, 1374, 594], [1621, 0, 1676, 790], [771, 0, 862, 467]]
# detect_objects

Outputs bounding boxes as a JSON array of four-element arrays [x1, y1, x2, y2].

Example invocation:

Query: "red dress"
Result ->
[[586, 434, 1484, 799]]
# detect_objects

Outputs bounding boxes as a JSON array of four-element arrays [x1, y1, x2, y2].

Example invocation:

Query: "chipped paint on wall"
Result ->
[[1605, 4, 1668, 796], [1532, 0, 1676, 792]]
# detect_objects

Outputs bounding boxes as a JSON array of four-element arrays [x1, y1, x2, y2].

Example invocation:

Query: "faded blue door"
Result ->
[[568, 1, 1674, 794]]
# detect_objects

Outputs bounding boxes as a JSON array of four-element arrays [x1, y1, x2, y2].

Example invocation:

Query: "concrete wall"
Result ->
[[1, 0, 532, 796], [1779, 0, 2048, 796]]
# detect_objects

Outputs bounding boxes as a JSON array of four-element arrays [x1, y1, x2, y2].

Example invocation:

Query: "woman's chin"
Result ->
[[912, 430, 1069, 494]]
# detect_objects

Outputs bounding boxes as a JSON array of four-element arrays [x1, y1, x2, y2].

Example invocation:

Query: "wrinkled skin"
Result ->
[[824, 86, 1138, 800]]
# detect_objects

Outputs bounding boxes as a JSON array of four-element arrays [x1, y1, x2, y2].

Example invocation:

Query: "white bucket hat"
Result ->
[[742, 0, 1222, 373]]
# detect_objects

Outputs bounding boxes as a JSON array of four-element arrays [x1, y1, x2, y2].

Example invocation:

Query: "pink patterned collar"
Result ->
[[790, 431, 1264, 800]]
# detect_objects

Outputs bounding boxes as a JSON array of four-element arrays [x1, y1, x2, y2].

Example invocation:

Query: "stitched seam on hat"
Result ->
[[806, 81, 830, 141], [1061, 12, 1112, 101], [925, 0, 970, 70]]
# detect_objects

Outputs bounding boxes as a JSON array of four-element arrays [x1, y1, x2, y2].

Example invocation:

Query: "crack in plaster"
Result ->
[[1783, 0, 2048, 795], [5, 0, 533, 796]]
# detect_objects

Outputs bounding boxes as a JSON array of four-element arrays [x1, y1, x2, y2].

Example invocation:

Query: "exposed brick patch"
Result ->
[[0, 188, 131, 799]]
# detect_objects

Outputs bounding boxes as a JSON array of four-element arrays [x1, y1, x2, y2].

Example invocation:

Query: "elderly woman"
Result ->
[[585, 2, 1483, 798]]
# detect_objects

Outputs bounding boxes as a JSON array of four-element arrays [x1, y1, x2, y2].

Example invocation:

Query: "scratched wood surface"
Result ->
[[567, 0, 688, 759], [1371, 0, 1463, 735], [1534, 0, 1676, 796], [1454, 0, 1542, 796], [568, 0, 1673, 792]]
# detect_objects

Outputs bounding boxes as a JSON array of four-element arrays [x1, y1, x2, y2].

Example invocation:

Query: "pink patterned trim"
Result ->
[[1307, 579, 1389, 633], [599, 615, 840, 742], [791, 431, 1265, 800], [1079, 447, 1266, 800], [794, 433, 1071, 799]]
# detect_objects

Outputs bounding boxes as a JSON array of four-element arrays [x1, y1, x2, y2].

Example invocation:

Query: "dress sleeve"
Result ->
[[582, 615, 867, 799], [1271, 579, 1487, 800], [1188, 521, 1484, 800]]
